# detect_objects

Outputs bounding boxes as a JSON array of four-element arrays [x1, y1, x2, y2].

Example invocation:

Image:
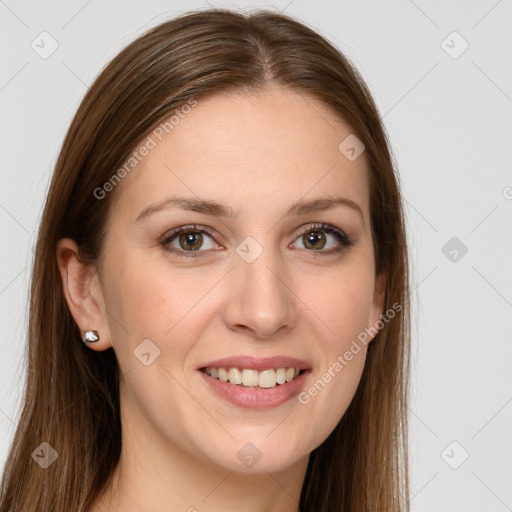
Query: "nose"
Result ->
[[221, 247, 297, 339]]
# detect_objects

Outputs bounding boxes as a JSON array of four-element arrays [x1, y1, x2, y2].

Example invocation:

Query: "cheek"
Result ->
[[292, 265, 374, 431], [105, 251, 210, 332], [296, 263, 375, 347], [101, 259, 210, 431], [101, 254, 211, 370]]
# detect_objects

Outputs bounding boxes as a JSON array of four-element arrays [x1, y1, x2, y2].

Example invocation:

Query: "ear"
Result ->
[[367, 268, 388, 343], [56, 238, 112, 351]]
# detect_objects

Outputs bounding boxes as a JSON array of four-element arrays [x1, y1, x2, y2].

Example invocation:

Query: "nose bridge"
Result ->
[[223, 237, 296, 338]]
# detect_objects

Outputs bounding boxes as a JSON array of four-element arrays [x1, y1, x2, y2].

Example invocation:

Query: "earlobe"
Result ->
[[56, 238, 112, 351]]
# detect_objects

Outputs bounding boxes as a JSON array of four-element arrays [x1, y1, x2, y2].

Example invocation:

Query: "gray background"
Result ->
[[1, 0, 511, 510]]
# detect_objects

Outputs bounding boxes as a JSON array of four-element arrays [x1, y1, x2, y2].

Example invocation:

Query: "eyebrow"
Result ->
[[135, 195, 365, 224]]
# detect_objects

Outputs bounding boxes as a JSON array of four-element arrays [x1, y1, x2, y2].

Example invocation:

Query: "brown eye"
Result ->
[[178, 231, 203, 251], [160, 225, 220, 258], [302, 231, 327, 250], [292, 223, 354, 255]]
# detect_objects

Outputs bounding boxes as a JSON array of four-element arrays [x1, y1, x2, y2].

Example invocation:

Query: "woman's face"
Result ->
[[94, 87, 385, 473]]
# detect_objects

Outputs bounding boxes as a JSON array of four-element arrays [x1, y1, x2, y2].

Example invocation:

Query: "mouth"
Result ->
[[199, 366, 306, 389], [196, 357, 312, 409], [196, 356, 312, 408]]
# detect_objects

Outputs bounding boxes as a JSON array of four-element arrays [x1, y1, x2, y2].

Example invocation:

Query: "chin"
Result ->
[[196, 432, 310, 474]]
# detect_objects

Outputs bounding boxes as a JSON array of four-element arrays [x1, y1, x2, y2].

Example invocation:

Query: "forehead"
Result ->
[[111, 86, 370, 221]]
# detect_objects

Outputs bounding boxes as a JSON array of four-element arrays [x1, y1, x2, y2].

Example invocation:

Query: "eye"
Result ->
[[291, 223, 354, 255], [159, 222, 355, 259], [159, 225, 221, 258]]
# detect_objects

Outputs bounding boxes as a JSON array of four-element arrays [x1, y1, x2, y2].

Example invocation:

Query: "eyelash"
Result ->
[[159, 223, 354, 259]]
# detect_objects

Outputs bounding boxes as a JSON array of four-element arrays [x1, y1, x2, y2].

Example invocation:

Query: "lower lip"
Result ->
[[198, 370, 310, 409]]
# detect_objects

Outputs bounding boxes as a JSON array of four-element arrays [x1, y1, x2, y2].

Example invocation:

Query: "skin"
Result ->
[[57, 86, 386, 512]]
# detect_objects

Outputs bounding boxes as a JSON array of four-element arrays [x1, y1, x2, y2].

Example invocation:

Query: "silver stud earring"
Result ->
[[83, 330, 100, 344]]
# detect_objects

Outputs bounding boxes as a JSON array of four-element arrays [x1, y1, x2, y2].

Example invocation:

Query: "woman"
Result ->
[[0, 8, 410, 512]]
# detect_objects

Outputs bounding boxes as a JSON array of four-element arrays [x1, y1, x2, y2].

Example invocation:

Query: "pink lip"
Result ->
[[198, 369, 311, 409], [197, 355, 312, 372]]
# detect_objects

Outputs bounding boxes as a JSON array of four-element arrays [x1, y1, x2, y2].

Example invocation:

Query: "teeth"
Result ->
[[228, 368, 242, 384], [259, 369, 276, 388], [203, 367, 303, 388], [242, 369, 259, 387]]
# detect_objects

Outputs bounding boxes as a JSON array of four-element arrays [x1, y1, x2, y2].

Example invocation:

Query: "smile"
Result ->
[[200, 367, 303, 388]]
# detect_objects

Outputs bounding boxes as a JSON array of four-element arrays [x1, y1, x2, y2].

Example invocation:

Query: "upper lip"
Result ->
[[198, 355, 312, 372]]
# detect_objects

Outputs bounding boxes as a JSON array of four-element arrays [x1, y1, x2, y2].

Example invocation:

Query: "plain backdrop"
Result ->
[[1, 1, 511, 510]]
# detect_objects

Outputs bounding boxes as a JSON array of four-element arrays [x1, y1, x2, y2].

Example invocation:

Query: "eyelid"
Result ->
[[294, 222, 347, 240], [160, 224, 216, 240]]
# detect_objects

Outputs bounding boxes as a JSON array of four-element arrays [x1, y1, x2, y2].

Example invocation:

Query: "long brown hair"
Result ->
[[0, 8, 410, 511]]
